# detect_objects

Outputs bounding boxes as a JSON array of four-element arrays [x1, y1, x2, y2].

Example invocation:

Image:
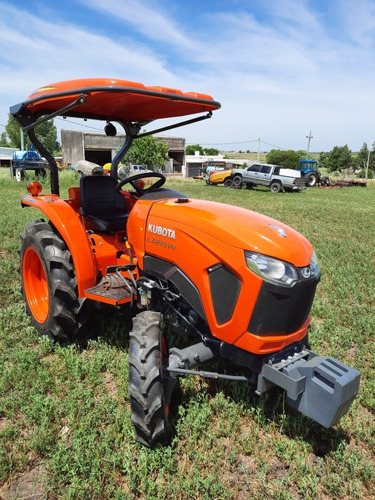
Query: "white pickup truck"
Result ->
[[230, 163, 306, 192]]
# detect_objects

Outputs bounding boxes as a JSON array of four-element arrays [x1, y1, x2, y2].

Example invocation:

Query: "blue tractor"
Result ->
[[10, 145, 48, 182], [297, 159, 320, 187]]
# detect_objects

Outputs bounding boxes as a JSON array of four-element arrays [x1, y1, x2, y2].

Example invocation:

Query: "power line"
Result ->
[[1, 118, 104, 132], [187, 138, 286, 150], [56, 117, 104, 131], [260, 140, 286, 150], [4, 116, 288, 151], [56, 119, 286, 150], [187, 139, 258, 146]]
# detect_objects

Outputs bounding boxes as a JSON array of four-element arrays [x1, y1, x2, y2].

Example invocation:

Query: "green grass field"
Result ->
[[0, 169, 374, 499]]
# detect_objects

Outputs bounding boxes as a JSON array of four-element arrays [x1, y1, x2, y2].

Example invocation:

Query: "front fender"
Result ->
[[21, 194, 97, 296]]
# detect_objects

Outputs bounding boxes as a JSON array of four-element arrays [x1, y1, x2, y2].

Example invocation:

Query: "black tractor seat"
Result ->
[[80, 175, 129, 232]]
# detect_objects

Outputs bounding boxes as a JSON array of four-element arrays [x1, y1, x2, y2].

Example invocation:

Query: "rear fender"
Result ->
[[21, 194, 97, 295]]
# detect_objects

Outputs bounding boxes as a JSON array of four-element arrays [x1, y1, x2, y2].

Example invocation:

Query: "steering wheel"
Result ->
[[115, 172, 166, 196]]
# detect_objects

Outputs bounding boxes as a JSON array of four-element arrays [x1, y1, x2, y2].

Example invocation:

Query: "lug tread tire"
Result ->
[[19, 220, 85, 340], [128, 311, 171, 447], [306, 172, 317, 187]]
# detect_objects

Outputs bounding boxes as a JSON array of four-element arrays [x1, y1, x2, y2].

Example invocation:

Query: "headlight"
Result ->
[[245, 251, 298, 287], [310, 250, 320, 277]]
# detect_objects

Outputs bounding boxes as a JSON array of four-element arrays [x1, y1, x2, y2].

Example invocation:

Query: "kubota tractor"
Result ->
[[11, 78, 360, 447]]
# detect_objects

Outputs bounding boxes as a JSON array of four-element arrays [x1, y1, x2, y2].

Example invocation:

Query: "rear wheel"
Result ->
[[224, 178, 233, 188], [128, 311, 171, 447], [305, 172, 317, 187], [232, 175, 242, 187], [19, 220, 84, 340], [270, 181, 282, 193]]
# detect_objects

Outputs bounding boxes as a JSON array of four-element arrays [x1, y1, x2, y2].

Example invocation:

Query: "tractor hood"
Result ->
[[148, 198, 313, 268]]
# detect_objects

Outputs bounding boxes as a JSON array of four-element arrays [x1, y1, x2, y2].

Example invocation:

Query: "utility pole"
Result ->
[[365, 149, 370, 180], [257, 137, 260, 161], [306, 131, 313, 159]]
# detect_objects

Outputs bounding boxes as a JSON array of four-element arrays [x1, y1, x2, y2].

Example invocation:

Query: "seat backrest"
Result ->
[[80, 175, 127, 216]]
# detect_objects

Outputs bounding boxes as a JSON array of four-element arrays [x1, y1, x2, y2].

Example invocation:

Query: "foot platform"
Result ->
[[85, 273, 136, 305]]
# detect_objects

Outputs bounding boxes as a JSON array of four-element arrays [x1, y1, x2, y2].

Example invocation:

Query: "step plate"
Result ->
[[84, 274, 135, 305]]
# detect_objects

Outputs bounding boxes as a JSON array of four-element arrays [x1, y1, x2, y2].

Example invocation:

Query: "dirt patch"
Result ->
[[1, 464, 49, 499], [102, 371, 118, 398]]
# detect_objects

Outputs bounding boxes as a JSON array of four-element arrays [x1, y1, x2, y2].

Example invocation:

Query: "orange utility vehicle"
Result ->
[[207, 167, 233, 187], [11, 79, 360, 447]]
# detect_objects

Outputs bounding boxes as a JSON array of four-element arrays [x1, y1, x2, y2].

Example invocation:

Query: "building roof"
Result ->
[[185, 153, 254, 167], [0, 147, 19, 160]]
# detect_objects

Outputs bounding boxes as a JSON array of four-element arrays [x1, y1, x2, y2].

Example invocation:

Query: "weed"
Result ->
[[0, 170, 374, 498]]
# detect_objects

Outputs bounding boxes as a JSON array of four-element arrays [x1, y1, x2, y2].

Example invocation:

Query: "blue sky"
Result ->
[[1, 0, 375, 152]]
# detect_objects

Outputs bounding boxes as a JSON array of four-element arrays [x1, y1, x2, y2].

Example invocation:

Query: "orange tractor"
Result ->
[[11, 78, 360, 447]]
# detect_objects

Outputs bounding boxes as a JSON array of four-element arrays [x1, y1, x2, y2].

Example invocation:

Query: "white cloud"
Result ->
[[1, 0, 375, 151], [79, 0, 195, 49]]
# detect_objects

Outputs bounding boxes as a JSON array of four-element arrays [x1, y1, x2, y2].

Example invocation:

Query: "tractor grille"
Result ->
[[208, 264, 241, 324], [248, 276, 319, 336]]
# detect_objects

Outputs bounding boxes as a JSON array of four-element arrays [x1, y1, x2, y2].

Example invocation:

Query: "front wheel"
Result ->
[[19, 220, 85, 340], [15, 169, 24, 182], [224, 178, 233, 188], [321, 176, 330, 186], [128, 311, 172, 447]]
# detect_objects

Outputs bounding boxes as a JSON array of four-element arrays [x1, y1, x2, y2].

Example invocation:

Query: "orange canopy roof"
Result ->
[[13, 78, 221, 123]]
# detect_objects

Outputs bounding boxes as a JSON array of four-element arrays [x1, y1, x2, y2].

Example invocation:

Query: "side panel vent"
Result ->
[[208, 265, 241, 325]]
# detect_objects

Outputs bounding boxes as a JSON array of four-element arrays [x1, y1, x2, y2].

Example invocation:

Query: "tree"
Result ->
[[0, 131, 8, 147], [34, 120, 60, 155], [186, 144, 204, 155], [122, 133, 169, 169], [319, 145, 353, 172], [4, 115, 22, 148], [185, 144, 219, 156], [203, 147, 220, 156], [4, 114, 60, 154], [266, 149, 302, 169], [355, 142, 375, 178]]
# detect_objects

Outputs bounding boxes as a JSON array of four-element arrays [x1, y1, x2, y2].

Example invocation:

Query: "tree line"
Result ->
[[266, 143, 374, 177], [186, 141, 374, 178], [1, 115, 60, 155], [2, 111, 373, 177]]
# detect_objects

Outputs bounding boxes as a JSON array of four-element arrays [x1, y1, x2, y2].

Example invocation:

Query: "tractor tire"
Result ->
[[321, 176, 330, 186], [19, 220, 85, 340], [305, 172, 317, 187], [232, 175, 242, 188], [15, 169, 24, 182], [128, 311, 171, 447], [224, 178, 233, 188], [270, 181, 282, 193]]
